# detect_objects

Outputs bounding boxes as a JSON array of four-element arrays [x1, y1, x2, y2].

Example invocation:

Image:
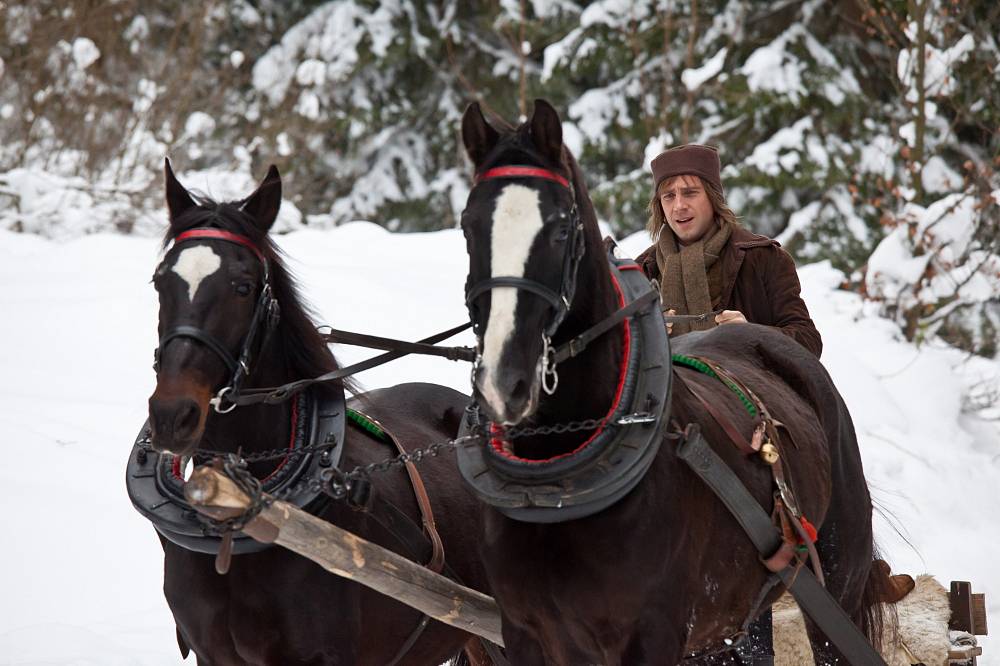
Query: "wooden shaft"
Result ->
[[184, 466, 504, 646]]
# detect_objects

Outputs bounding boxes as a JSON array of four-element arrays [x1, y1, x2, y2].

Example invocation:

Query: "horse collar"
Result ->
[[457, 249, 672, 523], [126, 387, 346, 555]]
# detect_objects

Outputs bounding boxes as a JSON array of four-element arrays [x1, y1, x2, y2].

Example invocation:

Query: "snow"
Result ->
[[682, 47, 729, 92], [0, 220, 996, 662], [898, 31, 975, 103], [71, 37, 100, 70]]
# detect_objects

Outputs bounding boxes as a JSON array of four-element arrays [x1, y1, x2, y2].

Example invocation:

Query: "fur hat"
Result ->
[[650, 144, 723, 194]]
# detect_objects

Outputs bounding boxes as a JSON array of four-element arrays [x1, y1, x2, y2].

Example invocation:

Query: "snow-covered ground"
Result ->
[[0, 220, 996, 663]]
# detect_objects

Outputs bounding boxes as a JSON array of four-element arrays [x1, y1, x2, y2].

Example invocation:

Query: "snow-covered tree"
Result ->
[[858, 0, 1000, 356]]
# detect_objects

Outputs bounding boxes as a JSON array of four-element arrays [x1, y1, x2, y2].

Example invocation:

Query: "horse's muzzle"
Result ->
[[148, 379, 211, 455]]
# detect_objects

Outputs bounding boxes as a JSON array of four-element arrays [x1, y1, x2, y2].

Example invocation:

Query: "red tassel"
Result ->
[[799, 517, 818, 543]]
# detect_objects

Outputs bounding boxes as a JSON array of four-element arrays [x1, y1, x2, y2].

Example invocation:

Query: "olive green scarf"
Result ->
[[654, 220, 732, 335]]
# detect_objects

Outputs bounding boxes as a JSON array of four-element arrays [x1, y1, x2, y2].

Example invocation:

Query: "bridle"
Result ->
[[464, 165, 586, 394], [153, 228, 280, 413]]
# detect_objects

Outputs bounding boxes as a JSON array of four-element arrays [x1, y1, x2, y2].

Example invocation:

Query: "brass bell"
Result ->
[[760, 442, 780, 465]]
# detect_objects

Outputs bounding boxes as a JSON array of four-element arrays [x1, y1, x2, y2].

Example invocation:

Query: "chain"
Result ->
[[139, 414, 628, 512], [197, 454, 274, 536], [136, 430, 336, 465], [327, 416, 609, 492]]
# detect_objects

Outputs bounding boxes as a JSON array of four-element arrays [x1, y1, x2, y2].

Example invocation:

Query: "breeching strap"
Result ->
[[676, 425, 887, 666]]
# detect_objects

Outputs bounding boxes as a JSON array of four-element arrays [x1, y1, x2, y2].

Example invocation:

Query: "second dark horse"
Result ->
[[457, 100, 887, 665]]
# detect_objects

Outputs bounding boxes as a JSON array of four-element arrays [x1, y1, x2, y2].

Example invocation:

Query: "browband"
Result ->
[[476, 166, 570, 189], [174, 229, 266, 264]]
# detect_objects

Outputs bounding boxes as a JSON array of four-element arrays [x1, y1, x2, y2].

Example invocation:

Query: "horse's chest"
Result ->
[[162, 546, 358, 662]]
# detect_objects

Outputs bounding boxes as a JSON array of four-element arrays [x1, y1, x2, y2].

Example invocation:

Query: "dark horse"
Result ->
[[457, 100, 887, 665], [142, 162, 491, 665]]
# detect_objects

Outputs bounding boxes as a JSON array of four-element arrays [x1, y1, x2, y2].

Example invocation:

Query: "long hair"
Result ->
[[645, 175, 740, 239]]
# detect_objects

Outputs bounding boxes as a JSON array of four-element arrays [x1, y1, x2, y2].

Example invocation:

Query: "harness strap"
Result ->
[[321, 327, 476, 362], [674, 370, 756, 456], [158, 325, 240, 374], [552, 288, 659, 364], [349, 410, 446, 575], [675, 425, 887, 666], [467, 276, 565, 313], [230, 322, 473, 406]]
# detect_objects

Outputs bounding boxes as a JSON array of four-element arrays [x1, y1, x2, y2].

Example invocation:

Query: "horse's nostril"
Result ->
[[149, 396, 203, 448], [173, 400, 201, 437], [509, 379, 530, 406]]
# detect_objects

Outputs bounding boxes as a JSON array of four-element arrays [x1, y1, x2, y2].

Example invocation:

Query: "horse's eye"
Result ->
[[235, 282, 253, 296]]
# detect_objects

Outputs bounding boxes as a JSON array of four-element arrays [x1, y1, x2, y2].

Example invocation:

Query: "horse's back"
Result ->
[[673, 323, 852, 452], [350, 382, 470, 440]]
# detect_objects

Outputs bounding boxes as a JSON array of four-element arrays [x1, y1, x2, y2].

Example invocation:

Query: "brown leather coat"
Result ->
[[635, 226, 823, 357]]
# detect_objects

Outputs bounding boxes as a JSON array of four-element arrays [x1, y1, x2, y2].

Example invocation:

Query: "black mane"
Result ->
[[164, 196, 355, 395]]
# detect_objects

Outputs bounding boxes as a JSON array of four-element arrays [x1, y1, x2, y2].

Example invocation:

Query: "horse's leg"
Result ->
[[498, 620, 549, 666], [735, 609, 775, 665]]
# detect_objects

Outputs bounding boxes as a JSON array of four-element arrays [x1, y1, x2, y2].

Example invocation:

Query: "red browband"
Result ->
[[476, 166, 570, 189], [174, 229, 266, 264]]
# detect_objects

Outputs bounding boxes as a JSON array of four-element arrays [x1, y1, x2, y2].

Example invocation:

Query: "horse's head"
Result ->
[[461, 100, 585, 425], [147, 160, 281, 456]]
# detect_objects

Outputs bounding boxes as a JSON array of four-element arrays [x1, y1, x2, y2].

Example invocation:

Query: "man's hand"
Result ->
[[715, 310, 747, 326], [665, 308, 675, 335]]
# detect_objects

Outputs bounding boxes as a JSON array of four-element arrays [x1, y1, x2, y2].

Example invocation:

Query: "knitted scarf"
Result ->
[[654, 220, 732, 335]]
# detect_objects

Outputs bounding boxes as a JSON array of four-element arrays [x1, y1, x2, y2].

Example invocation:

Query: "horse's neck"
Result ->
[[521, 233, 625, 458]]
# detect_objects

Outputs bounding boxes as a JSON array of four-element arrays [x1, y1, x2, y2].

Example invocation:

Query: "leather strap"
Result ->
[[552, 288, 659, 364], [158, 325, 240, 374], [675, 369, 756, 456], [320, 326, 475, 361], [230, 322, 473, 406], [676, 425, 887, 666], [476, 166, 571, 188], [356, 414, 446, 575]]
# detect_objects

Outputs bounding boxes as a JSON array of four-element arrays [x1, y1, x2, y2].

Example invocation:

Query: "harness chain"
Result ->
[[137, 415, 616, 513]]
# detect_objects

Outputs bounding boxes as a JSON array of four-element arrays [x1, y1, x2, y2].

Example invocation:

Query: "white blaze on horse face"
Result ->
[[172, 245, 222, 302], [480, 184, 545, 414]]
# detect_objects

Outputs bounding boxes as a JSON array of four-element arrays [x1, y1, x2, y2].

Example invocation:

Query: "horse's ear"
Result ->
[[462, 102, 499, 168], [241, 165, 282, 232], [164, 158, 197, 223], [529, 99, 563, 166]]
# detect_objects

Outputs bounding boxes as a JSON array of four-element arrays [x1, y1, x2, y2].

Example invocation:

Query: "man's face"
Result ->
[[659, 175, 716, 246]]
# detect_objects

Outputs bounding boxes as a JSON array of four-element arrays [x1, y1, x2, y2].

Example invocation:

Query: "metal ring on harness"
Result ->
[[541, 335, 558, 395]]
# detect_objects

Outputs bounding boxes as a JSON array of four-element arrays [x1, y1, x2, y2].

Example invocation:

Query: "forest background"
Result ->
[[1, 0, 998, 358]]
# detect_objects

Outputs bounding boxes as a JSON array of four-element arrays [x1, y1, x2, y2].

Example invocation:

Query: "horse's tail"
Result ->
[[858, 548, 900, 652]]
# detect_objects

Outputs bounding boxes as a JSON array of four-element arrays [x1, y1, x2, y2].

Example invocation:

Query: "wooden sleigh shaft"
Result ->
[[183, 465, 505, 647]]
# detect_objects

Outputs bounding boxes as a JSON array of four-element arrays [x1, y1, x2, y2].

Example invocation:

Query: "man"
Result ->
[[635, 144, 822, 357], [636, 145, 820, 666]]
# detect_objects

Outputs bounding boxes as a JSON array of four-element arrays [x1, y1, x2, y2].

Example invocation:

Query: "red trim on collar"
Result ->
[[476, 166, 570, 189], [489, 270, 631, 463], [174, 229, 266, 264]]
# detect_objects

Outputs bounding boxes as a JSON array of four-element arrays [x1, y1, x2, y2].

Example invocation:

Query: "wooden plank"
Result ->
[[951, 581, 974, 633], [972, 593, 988, 635], [184, 466, 505, 647]]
